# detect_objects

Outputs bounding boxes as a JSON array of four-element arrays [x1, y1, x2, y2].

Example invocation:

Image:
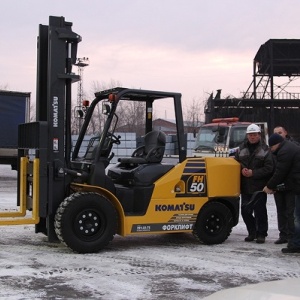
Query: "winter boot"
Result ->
[[244, 233, 256, 242], [256, 235, 265, 244]]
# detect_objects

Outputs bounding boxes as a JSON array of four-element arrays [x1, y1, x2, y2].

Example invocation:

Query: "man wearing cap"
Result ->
[[271, 127, 299, 245], [235, 124, 274, 244], [263, 133, 300, 253]]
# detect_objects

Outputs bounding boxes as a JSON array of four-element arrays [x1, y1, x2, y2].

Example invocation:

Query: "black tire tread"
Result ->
[[54, 192, 117, 253], [193, 201, 233, 245]]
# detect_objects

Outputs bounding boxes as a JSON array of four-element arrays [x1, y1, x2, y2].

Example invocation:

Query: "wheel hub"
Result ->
[[76, 211, 101, 236], [205, 214, 221, 233]]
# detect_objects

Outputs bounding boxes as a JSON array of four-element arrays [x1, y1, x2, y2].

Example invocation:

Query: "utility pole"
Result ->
[[75, 57, 89, 133]]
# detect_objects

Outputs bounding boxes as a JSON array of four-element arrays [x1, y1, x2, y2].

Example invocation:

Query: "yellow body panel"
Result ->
[[205, 157, 241, 197], [97, 157, 240, 236]]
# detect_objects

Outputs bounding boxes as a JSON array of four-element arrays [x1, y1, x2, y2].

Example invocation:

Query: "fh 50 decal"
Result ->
[[187, 175, 206, 194]]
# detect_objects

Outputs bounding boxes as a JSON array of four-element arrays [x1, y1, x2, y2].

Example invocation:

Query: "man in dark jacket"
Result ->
[[274, 126, 300, 145], [263, 133, 300, 253], [272, 126, 299, 244], [235, 124, 274, 243]]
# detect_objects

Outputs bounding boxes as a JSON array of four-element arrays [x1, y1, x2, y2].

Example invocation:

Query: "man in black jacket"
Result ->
[[272, 126, 298, 244], [235, 124, 274, 244], [274, 126, 299, 145], [263, 133, 300, 253]]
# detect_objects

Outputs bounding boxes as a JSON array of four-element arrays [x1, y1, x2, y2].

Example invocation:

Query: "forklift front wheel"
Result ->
[[193, 201, 233, 245], [54, 192, 117, 253]]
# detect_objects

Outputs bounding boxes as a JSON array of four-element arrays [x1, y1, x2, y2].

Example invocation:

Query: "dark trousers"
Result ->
[[241, 193, 268, 237], [289, 195, 300, 248], [274, 190, 295, 240]]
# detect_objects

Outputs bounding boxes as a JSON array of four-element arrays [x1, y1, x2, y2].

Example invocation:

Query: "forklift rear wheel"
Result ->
[[55, 192, 117, 253], [193, 201, 233, 245]]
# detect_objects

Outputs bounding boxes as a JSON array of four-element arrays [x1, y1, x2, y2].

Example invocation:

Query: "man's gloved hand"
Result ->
[[263, 186, 274, 194]]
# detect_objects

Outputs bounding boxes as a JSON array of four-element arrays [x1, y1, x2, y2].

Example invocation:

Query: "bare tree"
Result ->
[[117, 100, 146, 136], [184, 98, 205, 134], [87, 80, 146, 136]]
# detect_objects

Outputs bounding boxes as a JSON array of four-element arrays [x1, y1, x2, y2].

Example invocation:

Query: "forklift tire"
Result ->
[[193, 201, 233, 245], [54, 192, 117, 253]]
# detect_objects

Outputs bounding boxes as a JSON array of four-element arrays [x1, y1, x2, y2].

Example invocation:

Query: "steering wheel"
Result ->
[[107, 132, 121, 145]]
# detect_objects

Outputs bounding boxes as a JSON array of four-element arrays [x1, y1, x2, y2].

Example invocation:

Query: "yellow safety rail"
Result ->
[[0, 157, 40, 225]]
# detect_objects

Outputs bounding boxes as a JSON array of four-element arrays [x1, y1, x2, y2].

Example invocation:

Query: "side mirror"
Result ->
[[76, 109, 84, 118], [74, 100, 90, 119], [74, 106, 85, 119], [219, 127, 226, 136], [102, 103, 111, 115]]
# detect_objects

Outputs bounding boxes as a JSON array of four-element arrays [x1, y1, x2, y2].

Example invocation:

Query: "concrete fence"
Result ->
[[72, 132, 196, 163]]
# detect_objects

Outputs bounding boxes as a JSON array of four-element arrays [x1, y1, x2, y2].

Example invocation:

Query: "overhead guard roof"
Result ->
[[94, 87, 181, 102]]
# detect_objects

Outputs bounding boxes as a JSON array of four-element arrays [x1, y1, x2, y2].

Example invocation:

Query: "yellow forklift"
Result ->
[[0, 16, 241, 253]]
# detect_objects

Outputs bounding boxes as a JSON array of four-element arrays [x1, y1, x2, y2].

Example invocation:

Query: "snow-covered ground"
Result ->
[[0, 164, 300, 299]]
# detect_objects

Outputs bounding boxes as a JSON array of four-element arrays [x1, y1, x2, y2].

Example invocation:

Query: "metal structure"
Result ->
[[74, 57, 89, 133], [205, 39, 300, 141]]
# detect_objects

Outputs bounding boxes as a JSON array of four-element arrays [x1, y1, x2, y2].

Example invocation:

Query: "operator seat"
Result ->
[[118, 130, 166, 165], [107, 130, 172, 186]]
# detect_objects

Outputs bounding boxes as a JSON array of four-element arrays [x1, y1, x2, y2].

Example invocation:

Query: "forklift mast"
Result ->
[[18, 16, 81, 240]]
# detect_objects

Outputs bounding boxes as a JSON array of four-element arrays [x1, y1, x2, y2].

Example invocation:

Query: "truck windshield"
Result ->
[[229, 126, 247, 148], [194, 126, 229, 150]]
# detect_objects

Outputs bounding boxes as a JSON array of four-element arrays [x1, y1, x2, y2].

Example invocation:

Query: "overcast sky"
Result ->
[[1, 0, 300, 117]]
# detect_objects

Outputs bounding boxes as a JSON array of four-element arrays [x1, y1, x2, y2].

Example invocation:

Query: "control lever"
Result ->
[[64, 168, 83, 177]]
